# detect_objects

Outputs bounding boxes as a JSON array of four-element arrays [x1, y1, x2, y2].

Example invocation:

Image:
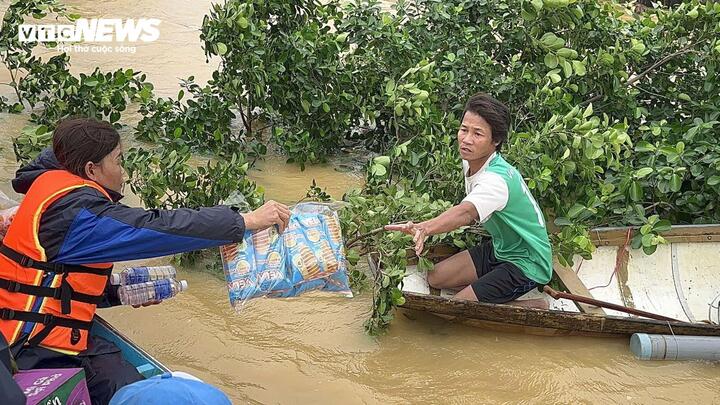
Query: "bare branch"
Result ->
[[581, 46, 698, 105]]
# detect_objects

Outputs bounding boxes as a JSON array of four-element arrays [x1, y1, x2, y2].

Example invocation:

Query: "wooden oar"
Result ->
[[542, 286, 684, 323]]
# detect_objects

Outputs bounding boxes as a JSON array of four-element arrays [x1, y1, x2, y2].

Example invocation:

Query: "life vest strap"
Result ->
[[0, 278, 105, 309], [0, 308, 94, 348], [0, 244, 112, 276]]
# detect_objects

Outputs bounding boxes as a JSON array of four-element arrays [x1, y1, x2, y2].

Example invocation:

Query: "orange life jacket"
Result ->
[[0, 170, 113, 354]]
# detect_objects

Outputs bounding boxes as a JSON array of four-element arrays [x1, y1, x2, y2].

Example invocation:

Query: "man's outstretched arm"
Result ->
[[385, 202, 479, 255]]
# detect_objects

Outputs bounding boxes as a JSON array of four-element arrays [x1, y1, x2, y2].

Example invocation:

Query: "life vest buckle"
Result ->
[[40, 313, 54, 325], [19, 255, 34, 268], [6, 280, 21, 293], [0, 308, 14, 319]]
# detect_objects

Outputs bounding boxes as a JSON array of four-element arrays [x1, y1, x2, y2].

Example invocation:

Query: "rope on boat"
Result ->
[[708, 292, 720, 325], [588, 228, 633, 291]]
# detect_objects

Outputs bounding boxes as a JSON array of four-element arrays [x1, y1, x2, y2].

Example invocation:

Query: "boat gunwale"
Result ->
[[590, 224, 720, 246], [93, 315, 170, 375]]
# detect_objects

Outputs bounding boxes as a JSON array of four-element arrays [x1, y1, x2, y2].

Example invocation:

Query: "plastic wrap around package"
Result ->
[[220, 203, 352, 309], [0, 190, 19, 240]]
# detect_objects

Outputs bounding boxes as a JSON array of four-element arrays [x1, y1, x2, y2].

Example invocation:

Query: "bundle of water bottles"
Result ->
[[220, 202, 352, 309], [110, 265, 188, 306]]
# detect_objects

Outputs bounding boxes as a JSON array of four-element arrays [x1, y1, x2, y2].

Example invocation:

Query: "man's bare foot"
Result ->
[[507, 298, 549, 310]]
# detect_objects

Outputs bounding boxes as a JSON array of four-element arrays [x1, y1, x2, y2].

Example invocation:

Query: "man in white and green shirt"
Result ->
[[386, 93, 552, 304]]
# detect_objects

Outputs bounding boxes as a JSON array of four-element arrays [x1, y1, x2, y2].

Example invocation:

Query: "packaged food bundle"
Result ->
[[0, 190, 19, 240], [0, 206, 18, 240], [220, 202, 352, 309]]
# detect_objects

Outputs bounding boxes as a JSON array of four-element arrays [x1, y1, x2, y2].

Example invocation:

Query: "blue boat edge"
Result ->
[[90, 315, 170, 378]]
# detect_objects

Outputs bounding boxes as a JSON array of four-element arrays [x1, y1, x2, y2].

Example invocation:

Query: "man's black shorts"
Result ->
[[467, 239, 537, 303]]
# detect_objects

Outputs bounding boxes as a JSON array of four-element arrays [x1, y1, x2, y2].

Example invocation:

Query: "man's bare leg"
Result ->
[[451, 285, 549, 309], [426, 250, 478, 290], [453, 285, 478, 301]]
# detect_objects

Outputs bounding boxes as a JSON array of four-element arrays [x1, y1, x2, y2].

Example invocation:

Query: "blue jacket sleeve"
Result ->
[[46, 188, 246, 265]]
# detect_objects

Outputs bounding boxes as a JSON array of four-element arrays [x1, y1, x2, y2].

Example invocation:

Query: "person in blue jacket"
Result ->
[[5, 117, 290, 404]]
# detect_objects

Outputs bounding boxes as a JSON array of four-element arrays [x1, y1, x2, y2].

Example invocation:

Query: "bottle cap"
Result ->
[[179, 280, 189, 291], [110, 273, 121, 285]]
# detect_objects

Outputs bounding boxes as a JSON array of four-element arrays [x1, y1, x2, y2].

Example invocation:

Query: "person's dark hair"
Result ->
[[52, 117, 120, 178], [462, 93, 510, 151]]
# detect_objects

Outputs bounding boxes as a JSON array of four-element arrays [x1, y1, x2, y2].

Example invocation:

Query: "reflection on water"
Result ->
[[1, 1, 720, 403]]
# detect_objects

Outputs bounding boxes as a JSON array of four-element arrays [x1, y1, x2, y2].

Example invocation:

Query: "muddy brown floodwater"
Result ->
[[1, 1, 719, 403]]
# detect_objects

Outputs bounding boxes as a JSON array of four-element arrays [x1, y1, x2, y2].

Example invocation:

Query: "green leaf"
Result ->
[[301, 99, 310, 114], [385, 79, 395, 94], [417, 257, 434, 272], [635, 141, 655, 152], [544, 53, 558, 69], [642, 244, 658, 255], [543, 0, 571, 9], [571, 60, 586, 76], [346, 248, 360, 266], [556, 48, 577, 59], [554, 217, 572, 226], [336, 32, 349, 43], [582, 103, 593, 119], [708, 176, 720, 186], [634, 167, 653, 179], [216, 42, 228, 55], [567, 203, 585, 219], [653, 220, 672, 233], [562, 59, 572, 77], [669, 174, 682, 192], [237, 16, 249, 29], [629, 181, 643, 202], [373, 156, 391, 167], [371, 164, 387, 176]]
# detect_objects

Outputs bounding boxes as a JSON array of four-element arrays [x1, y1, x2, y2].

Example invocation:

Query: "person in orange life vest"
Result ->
[[0, 117, 290, 405]]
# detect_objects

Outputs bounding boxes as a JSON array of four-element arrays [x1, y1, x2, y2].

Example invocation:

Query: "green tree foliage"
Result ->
[[1, 0, 154, 160], [201, 1, 357, 166], [334, 0, 719, 333], [5, 0, 719, 335], [0, 1, 264, 216]]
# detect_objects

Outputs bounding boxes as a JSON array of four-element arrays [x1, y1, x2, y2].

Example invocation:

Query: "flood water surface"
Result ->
[[1, 1, 719, 403]]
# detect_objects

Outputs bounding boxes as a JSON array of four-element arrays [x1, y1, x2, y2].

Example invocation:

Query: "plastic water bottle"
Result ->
[[117, 279, 188, 306], [110, 266, 177, 285]]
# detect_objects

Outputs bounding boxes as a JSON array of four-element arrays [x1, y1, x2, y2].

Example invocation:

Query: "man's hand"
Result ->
[[385, 221, 428, 256], [241, 200, 291, 233], [132, 300, 162, 309]]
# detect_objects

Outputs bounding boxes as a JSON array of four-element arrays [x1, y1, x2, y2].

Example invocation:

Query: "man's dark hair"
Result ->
[[52, 117, 120, 178], [462, 93, 510, 151]]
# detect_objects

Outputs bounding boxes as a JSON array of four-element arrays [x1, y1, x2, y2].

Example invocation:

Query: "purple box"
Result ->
[[13, 368, 91, 405]]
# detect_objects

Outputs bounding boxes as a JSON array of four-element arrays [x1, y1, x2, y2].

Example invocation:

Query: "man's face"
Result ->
[[457, 111, 497, 162]]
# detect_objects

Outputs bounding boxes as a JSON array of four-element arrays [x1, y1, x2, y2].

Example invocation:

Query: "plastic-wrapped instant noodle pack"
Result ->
[[0, 190, 19, 240], [220, 202, 352, 309]]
